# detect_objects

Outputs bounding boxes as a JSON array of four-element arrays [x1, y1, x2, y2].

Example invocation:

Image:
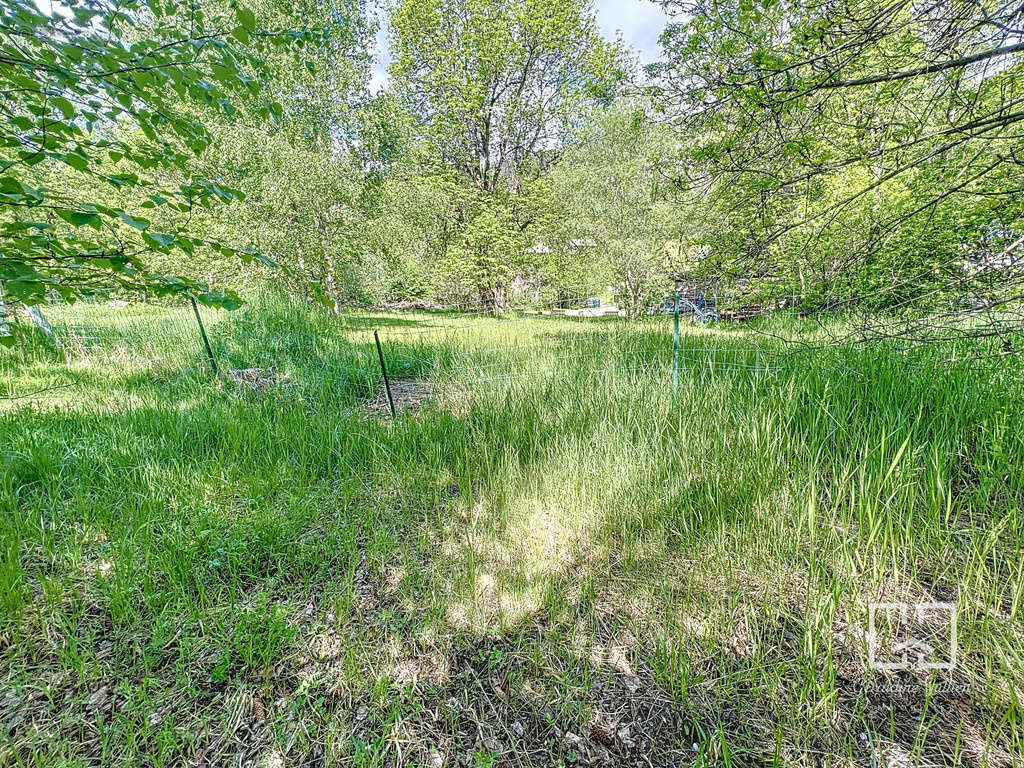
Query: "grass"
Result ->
[[1, 294, 1023, 767]]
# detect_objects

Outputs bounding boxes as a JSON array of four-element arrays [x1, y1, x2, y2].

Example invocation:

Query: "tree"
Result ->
[[436, 203, 521, 308], [653, 0, 1024, 345], [389, 0, 624, 194], [184, 0, 374, 308], [547, 103, 685, 316], [361, 168, 469, 304], [0, 0, 314, 340]]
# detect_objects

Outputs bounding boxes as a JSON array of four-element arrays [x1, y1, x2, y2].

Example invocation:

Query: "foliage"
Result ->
[[362, 169, 469, 303], [162, 0, 373, 307], [389, 0, 625, 193], [547, 104, 685, 315], [0, 0, 315, 324], [7, 0, 1023, 333], [652, 0, 1024, 328], [436, 203, 521, 307]]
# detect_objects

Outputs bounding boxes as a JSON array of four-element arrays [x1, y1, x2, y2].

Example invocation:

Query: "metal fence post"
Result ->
[[190, 296, 218, 374], [374, 330, 397, 419], [672, 289, 680, 393]]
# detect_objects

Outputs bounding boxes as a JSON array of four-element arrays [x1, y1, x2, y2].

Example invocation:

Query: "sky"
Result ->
[[368, 0, 673, 92]]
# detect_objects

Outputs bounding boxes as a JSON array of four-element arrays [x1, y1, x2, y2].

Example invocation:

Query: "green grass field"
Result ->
[[1, 296, 1022, 767]]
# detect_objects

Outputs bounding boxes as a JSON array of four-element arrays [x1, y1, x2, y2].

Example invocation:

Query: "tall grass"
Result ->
[[1, 295, 1021, 767]]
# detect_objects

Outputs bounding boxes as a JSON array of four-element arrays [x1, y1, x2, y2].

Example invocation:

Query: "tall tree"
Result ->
[[548, 103, 685, 316], [653, 0, 1024, 345], [186, 0, 374, 307], [389, 0, 624, 194]]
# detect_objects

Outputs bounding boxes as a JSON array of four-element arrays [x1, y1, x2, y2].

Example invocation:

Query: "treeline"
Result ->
[[3, 0, 1023, 334]]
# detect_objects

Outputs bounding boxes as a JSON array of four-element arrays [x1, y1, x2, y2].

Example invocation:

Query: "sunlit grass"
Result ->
[[1, 294, 1022, 766]]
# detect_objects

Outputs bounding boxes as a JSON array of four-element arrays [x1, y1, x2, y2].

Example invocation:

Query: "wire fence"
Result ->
[[2, 291, 1020, 412]]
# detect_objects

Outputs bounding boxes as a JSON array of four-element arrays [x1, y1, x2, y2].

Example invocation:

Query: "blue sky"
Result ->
[[369, 0, 672, 92]]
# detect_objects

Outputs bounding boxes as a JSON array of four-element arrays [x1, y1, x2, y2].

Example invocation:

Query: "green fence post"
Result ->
[[672, 288, 680, 393], [374, 330, 397, 419], [190, 296, 218, 375]]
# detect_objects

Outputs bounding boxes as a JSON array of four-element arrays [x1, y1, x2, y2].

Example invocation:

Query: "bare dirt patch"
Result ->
[[226, 366, 293, 393], [365, 377, 438, 416]]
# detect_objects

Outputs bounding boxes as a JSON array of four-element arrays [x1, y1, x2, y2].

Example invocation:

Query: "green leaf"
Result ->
[[64, 152, 89, 171], [118, 211, 150, 230], [235, 6, 256, 31], [144, 232, 176, 248], [56, 209, 102, 228], [4, 279, 46, 302], [52, 97, 76, 119]]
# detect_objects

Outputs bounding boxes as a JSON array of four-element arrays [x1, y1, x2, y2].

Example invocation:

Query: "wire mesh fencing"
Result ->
[[0, 290, 823, 410], [0, 296, 224, 401], [4, 290, 1015, 414]]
